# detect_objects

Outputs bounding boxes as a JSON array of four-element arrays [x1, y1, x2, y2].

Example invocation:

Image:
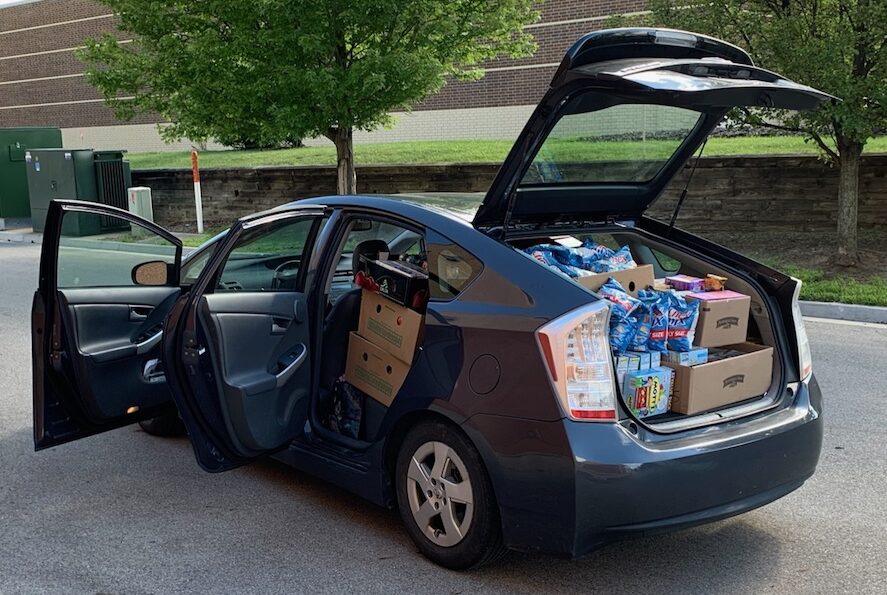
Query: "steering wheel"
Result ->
[[272, 260, 300, 290]]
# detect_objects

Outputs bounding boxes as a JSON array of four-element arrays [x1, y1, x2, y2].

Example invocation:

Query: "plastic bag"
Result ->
[[577, 240, 616, 264], [328, 377, 364, 439], [586, 246, 637, 273], [666, 291, 700, 352], [631, 291, 662, 351], [597, 278, 642, 317], [598, 278, 642, 353], [639, 289, 670, 352], [526, 247, 579, 278]]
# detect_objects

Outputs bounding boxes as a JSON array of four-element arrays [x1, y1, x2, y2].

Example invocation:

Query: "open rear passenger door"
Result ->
[[163, 207, 327, 472], [33, 200, 183, 449]]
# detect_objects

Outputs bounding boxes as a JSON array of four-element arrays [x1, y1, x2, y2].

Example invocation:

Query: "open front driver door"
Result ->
[[33, 200, 183, 449], [163, 207, 327, 472]]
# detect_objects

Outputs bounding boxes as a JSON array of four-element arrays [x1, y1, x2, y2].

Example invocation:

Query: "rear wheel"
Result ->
[[138, 412, 186, 437], [395, 421, 506, 569]]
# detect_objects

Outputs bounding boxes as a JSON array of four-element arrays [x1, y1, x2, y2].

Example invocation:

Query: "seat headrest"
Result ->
[[352, 239, 390, 275]]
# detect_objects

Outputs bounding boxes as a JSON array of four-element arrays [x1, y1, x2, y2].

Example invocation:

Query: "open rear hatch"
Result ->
[[474, 28, 829, 431]]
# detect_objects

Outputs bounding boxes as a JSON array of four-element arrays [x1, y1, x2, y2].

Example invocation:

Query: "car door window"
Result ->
[[426, 230, 482, 300], [216, 216, 319, 292], [56, 211, 178, 288]]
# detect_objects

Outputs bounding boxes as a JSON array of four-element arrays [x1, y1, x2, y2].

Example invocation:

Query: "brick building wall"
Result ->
[[0, 0, 648, 150]]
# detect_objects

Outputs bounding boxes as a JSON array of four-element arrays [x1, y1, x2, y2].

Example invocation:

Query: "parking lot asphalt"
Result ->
[[1, 242, 885, 595]]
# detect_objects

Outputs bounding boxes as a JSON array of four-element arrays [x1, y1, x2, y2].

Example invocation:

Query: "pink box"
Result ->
[[687, 290, 746, 301]]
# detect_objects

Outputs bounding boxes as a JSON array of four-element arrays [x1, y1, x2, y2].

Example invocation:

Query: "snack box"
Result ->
[[663, 342, 774, 415], [344, 332, 411, 407], [625, 350, 662, 370], [578, 264, 654, 297], [614, 353, 640, 387], [663, 347, 709, 366], [357, 289, 424, 364], [666, 274, 705, 292], [623, 367, 672, 419], [686, 290, 751, 348], [360, 256, 429, 307]]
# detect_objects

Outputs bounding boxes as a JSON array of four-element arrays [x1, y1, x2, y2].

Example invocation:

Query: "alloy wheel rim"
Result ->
[[406, 440, 474, 547]]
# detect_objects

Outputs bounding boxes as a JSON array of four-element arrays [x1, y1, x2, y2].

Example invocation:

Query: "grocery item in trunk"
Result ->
[[623, 367, 672, 418], [666, 274, 706, 292], [666, 292, 700, 351], [664, 342, 774, 415], [663, 347, 709, 366], [704, 274, 728, 292], [686, 290, 751, 348]]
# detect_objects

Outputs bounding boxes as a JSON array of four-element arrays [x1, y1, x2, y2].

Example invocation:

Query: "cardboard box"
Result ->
[[360, 256, 429, 307], [625, 350, 651, 370], [623, 367, 672, 418], [357, 289, 423, 364], [344, 333, 411, 406], [687, 290, 751, 348], [663, 342, 774, 415], [577, 264, 655, 297], [663, 347, 709, 367]]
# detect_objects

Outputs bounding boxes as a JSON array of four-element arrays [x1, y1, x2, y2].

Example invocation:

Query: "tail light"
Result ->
[[536, 301, 618, 421], [790, 278, 813, 381]]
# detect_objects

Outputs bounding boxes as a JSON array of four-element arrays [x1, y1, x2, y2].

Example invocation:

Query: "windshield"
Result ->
[[521, 101, 703, 185]]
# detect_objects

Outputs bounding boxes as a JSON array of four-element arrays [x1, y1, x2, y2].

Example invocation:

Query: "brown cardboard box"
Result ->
[[576, 264, 655, 297], [663, 342, 773, 415], [344, 332, 411, 406], [357, 289, 423, 364], [686, 291, 751, 347]]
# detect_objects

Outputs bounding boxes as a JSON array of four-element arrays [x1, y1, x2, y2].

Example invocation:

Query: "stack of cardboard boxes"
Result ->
[[344, 258, 427, 407], [612, 275, 773, 418]]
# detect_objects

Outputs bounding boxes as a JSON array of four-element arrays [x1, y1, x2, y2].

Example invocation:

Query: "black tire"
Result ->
[[138, 412, 186, 437], [395, 420, 507, 569]]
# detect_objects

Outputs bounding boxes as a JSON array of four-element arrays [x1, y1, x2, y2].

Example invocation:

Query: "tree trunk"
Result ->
[[835, 138, 863, 266], [333, 126, 356, 195]]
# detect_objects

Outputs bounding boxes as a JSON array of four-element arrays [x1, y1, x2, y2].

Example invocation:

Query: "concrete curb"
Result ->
[[0, 230, 42, 244], [799, 301, 887, 325]]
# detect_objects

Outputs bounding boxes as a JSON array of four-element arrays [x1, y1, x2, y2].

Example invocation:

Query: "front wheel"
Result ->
[[395, 421, 507, 569]]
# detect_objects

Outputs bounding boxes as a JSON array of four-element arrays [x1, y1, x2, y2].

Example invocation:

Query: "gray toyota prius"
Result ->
[[32, 29, 827, 569]]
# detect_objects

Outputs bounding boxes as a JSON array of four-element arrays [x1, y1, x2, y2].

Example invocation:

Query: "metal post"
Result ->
[[191, 150, 204, 234]]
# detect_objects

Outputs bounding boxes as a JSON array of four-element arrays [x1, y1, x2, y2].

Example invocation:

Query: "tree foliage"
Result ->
[[79, 0, 539, 191], [651, 0, 887, 263]]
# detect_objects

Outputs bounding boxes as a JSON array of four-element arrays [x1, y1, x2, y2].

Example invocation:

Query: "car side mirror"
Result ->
[[132, 260, 170, 286]]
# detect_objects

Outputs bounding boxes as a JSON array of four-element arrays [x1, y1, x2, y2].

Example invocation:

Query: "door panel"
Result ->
[[163, 208, 326, 472], [200, 292, 311, 452], [33, 200, 183, 450]]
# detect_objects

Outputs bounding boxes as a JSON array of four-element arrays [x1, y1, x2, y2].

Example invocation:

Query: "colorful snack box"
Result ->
[[663, 347, 709, 366], [666, 274, 706, 292], [623, 367, 672, 418]]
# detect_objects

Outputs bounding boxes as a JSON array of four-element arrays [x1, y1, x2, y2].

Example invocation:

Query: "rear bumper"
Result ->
[[465, 376, 823, 558]]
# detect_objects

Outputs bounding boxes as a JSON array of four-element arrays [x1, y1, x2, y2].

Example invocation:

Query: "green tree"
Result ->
[[651, 0, 887, 265], [79, 0, 539, 194]]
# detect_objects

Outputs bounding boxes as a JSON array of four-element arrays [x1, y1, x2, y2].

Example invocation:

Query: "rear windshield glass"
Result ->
[[521, 102, 703, 185]]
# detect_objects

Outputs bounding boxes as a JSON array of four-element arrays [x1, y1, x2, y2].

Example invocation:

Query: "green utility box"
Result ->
[[0, 127, 62, 229], [25, 149, 132, 235]]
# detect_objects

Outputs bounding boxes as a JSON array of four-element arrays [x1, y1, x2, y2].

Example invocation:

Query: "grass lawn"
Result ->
[[782, 266, 887, 307], [128, 135, 887, 170]]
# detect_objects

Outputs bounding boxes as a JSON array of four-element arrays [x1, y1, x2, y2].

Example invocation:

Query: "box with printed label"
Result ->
[[622, 367, 672, 418], [686, 290, 751, 347], [663, 342, 773, 415], [615, 353, 640, 386], [357, 289, 423, 364], [577, 264, 654, 297], [344, 332, 411, 407], [663, 347, 709, 366], [625, 350, 662, 369]]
